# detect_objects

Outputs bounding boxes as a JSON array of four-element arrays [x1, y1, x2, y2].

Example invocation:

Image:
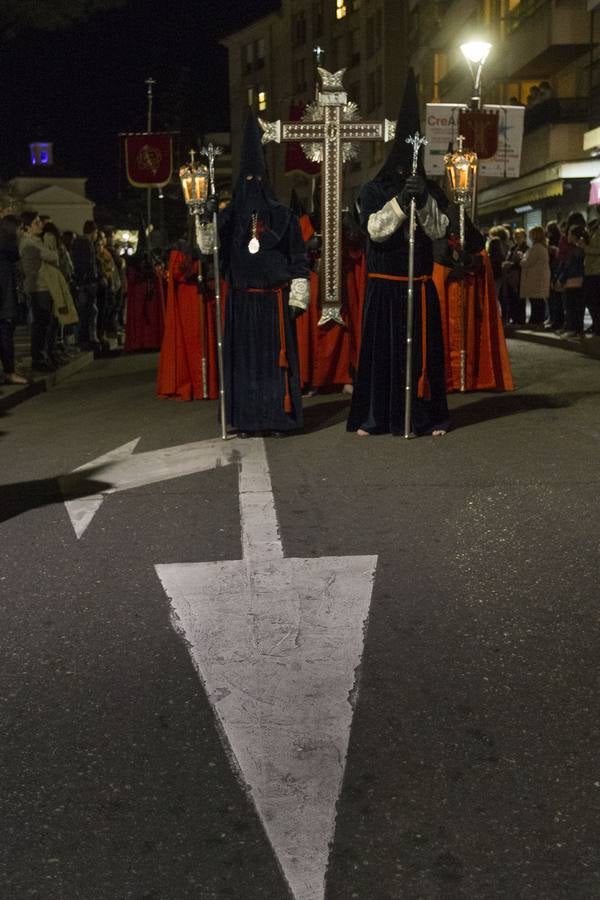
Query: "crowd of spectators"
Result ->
[[485, 211, 600, 338], [0, 212, 126, 383]]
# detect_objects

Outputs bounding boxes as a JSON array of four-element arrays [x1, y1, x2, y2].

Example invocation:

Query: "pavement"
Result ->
[[1, 338, 600, 900]]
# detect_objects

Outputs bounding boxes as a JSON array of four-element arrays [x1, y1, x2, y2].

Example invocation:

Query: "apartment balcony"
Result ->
[[498, 0, 590, 80], [519, 119, 588, 176], [524, 96, 588, 133]]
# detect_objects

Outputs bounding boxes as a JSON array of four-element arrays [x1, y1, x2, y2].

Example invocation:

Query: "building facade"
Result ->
[[223, 0, 598, 229], [221, 0, 409, 213], [408, 0, 596, 228]]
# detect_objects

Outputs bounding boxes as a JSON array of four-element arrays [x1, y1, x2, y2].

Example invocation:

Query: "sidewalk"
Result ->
[[0, 325, 94, 412], [506, 325, 600, 359]]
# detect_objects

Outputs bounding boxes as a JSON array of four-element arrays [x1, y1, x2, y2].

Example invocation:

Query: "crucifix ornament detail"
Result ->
[[260, 67, 396, 326]]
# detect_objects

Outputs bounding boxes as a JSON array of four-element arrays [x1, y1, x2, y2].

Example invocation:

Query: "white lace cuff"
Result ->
[[196, 221, 215, 256], [367, 197, 407, 242], [416, 195, 449, 239], [289, 277, 310, 310]]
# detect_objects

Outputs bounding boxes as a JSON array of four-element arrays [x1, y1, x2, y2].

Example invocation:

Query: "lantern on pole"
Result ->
[[179, 149, 227, 435], [444, 135, 478, 393]]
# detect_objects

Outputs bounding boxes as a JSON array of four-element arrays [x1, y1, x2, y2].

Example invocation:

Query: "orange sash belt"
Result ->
[[368, 273, 432, 400], [246, 285, 293, 413]]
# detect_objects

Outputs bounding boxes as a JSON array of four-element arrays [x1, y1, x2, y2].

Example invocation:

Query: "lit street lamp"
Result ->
[[460, 40, 492, 110]]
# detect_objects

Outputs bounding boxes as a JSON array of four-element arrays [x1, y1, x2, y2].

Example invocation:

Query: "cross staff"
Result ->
[[260, 67, 395, 326], [404, 131, 428, 439]]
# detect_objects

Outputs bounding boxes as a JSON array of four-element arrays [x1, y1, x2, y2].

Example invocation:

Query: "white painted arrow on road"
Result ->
[[60, 437, 236, 538], [156, 439, 378, 900]]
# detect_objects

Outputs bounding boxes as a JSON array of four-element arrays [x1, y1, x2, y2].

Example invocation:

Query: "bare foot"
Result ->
[[356, 428, 370, 437], [4, 372, 28, 385], [432, 429, 447, 437]]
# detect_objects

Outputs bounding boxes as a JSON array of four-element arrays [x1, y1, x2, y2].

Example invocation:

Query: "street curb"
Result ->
[[0, 351, 94, 413], [506, 327, 600, 360]]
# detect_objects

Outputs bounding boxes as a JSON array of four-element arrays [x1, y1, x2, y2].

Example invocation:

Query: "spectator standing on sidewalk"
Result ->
[[71, 220, 99, 351], [519, 226, 550, 327], [556, 223, 586, 337], [0, 215, 27, 384], [19, 210, 60, 372], [545, 220, 563, 331], [582, 217, 600, 336], [502, 227, 527, 324]]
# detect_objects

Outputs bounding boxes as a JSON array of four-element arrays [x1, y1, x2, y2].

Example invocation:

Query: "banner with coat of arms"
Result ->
[[124, 133, 173, 188], [424, 103, 525, 178]]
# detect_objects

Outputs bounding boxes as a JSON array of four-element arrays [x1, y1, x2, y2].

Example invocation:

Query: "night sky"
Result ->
[[0, 0, 279, 205]]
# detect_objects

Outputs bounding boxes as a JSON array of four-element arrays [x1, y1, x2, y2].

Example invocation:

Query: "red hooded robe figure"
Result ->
[[431, 203, 514, 393], [156, 242, 219, 400]]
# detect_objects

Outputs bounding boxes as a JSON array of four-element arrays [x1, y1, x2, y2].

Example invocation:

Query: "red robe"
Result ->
[[156, 249, 219, 401], [433, 252, 515, 392], [295, 214, 366, 390], [125, 263, 166, 352]]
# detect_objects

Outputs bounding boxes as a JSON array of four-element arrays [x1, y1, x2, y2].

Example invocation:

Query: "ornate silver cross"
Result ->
[[260, 68, 395, 326]]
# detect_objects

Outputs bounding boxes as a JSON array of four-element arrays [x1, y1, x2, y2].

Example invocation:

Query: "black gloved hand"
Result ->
[[289, 306, 305, 320], [198, 197, 217, 224], [397, 174, 428, 212]]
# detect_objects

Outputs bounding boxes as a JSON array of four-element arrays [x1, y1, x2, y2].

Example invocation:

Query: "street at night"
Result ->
[[1, 337, 599, 899]]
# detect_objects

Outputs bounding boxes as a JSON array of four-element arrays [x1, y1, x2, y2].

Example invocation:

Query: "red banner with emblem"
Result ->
[[458, 109, 499, 159], [124, 133, 173, 188], [285, 103, 321, 176]]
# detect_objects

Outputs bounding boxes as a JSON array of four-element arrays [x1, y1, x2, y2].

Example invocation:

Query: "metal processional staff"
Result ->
[[179, 145, 227, 439], [403, 131, 427, 440]]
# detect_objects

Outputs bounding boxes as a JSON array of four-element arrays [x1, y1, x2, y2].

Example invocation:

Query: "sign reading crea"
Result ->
[[425, 103, 525, 179]]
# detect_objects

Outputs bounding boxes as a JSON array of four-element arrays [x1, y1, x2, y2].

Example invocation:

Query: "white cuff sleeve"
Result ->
[[367, 198, 407, 242], [196, 221, 215, 256], [289, 277, 310, 310], [416, 195, 449, 239]]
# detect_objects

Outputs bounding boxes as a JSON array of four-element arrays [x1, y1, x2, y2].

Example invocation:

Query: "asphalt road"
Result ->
[[1, 340, 599, 900]]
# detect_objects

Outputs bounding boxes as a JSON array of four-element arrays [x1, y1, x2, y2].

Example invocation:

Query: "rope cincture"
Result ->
[[247, 285, 293, 413], [368, 273, 432, 400]]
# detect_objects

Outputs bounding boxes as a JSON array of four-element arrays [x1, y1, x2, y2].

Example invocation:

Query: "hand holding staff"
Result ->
[[403, 132, 428, 439]]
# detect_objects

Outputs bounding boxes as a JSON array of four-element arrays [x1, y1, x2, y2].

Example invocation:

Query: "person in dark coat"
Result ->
[[199, 109, 310, 436], [0, 215, 27, 383], [347, 69, 450, 437]]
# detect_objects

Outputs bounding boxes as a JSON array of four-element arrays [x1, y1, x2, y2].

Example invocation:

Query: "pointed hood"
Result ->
[[229, 107, 291, 252], [376, 67, 426, 184], [238, 107, 268, 181]]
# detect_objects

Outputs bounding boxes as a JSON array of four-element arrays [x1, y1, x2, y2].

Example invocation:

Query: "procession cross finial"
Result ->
[[405, 131, 428, 176], [189, 148, 196, 165], [456, 134, 465, 152], [201, 142, 223, 196], [313, 45, 324, 66]]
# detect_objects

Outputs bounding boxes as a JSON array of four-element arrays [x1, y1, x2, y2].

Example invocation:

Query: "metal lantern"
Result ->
[[444, 135, 478, 205], [179, 151, 209, 212]]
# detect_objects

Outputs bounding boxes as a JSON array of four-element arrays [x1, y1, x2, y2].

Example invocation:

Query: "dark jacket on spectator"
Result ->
[[71, 235, 98, 287], [0, 221, 20, 320]]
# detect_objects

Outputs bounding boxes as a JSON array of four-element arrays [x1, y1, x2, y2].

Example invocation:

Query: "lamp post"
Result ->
[[460, 41, 491, 111], [459, 40, 491, 220], [178, 149, 227, 438]]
